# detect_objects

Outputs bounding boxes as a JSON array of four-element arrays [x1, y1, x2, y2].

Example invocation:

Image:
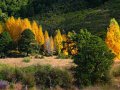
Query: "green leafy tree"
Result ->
[[18, 29, 39, 56], [0, 0, 28, 16], [72, 29, 115, 87]]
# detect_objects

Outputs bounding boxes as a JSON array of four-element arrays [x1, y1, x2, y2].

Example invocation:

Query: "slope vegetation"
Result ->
[[34, 0, 120, 38]]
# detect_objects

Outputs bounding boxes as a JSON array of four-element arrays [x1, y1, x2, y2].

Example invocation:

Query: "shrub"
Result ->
[[57, 53, 69, 59], [22, 57, 31, 63], [0, 66, 15, 82], [22, 73, 35, 87], [7, 50, 26, 58], [0, 66, 23, 83], [0, 64, 73, 89], [35, 55, 44, 59], [72, 30, 115, 87], [35, 65, 72, 88], [49, 68, 72, 88], [111, 65, 120, 77], [34, 65, 52, 87]]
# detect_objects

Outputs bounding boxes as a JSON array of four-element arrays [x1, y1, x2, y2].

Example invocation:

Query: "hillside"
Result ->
[[32, 0, 120, 38], [1, 0, 118, 38]]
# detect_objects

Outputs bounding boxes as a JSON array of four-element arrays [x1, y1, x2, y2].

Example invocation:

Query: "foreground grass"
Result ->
[[0, 58, 120, 90]]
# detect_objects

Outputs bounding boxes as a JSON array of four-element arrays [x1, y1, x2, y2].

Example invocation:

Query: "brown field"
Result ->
[[0, 56, 74, 68], [0, 56, 120, 69], [0, 56, 119, 68]]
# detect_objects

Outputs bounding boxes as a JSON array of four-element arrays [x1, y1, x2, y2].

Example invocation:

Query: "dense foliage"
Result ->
[[72, 30, 115, 87], [18, 29, 39, 55], [0, 31, 12, 58], [0, 0, 108, 17]]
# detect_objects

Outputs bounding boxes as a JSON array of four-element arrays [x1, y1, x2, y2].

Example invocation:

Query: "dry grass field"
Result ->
[[0, 56, 74, 68]]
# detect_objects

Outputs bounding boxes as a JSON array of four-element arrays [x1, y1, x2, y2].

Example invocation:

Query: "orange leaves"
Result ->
[[106, 18, 120, 59], [6, 16, 21, 42], [0, 23, 3, 34]]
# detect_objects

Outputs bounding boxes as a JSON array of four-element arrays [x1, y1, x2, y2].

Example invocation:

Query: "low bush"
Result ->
[[7, 50, 26, 58], [34, 55, 44, 59], [35, 65, 72, 88], [0, 64, 73, 89], [57, 53, 69, 59], [22, 73, 35, 87], [22, 57, 31, 63], [111, 65, 120, 77], [49, 68, 72, 88], [0, 66, 23, 83]]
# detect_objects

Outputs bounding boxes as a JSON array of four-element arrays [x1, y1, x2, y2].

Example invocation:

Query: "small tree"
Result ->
[[72, 30, 115, 87], [18, 29, 39, 56], [0, 31, 12, 57], [106, 18, 120, 59], [54, 30, 63, 55]]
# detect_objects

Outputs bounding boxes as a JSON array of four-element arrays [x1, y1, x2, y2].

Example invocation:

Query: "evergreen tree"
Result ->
[[18, 29, 38, 55], [0, 31, 12, 57]]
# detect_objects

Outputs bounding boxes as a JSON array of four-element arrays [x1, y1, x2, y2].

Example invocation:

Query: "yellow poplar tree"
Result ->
[[50, 36, 54, 55], [21, 18, 31, 33], [0, 23, 3, 34], [44, 30, 50, 52], [6, 16, 45, 46], [62, 34, 67, 42], [31, 21, 39, 39], [6, 17, 32, 42], [54, 29, 63, 55], [106, 18, 120, 59], [6, 16, 21, 42], [37, 25, 44, 45]]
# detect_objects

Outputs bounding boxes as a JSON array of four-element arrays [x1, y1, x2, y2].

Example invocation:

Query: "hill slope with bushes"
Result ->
[[33, 0, 120, 38]]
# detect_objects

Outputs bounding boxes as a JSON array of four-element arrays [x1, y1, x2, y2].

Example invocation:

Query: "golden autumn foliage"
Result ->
[[6, 16, 21, 42], [106, 18, 120, 59], [21, 18, 31, 32], [6, 16, 44, 45], [62, 32, 78, 56], [50, 36, 54, 54], [5, 16, 78, 56], [54, 29, 63, 54], [31, 20, 39, 38], [0, 23, 3, 34], [44, 30, 50, 52], [38, 26, 44, 45]]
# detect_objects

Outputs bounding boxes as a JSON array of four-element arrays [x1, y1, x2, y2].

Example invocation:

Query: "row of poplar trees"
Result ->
[[0, 16, 77, 56]]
